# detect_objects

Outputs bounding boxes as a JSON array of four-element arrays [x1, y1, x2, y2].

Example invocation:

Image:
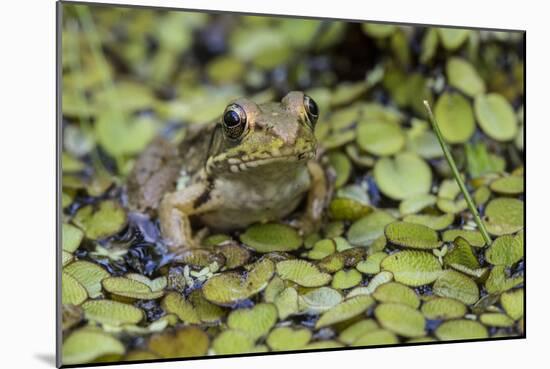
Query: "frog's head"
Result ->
[[206, 91, 318, 176]]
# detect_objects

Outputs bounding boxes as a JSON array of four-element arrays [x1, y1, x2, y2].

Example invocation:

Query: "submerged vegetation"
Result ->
[[61, 3, 524, 365]]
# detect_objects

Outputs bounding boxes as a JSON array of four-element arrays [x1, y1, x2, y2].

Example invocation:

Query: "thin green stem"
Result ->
[[423, 100, 492, 246]]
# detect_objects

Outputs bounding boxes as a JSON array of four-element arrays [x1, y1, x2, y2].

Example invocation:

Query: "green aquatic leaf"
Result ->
[[62, 223, 84, 253], [148, 327, 209, 358], [438, 28, 471, 50], [483, 198, 524, 236], [276, 259, 331, 287], [266, 327, 311, 351], [161, 292, 200, 324], [446, 57, 485, 97], [362, 23, 396, 38], [433, 91, 475, 144], [348, 211, 395, 247], [82, 299, 144, 326], [421, 297, 467, 320], [381, 250, 442, 286], [399, 194, 437, 216], [485, 234, 523, 266], [442, 229, 486, 247], [374, 152, 432, 200], [64, 261, 110, 299], [203, 258, 275, 305], [316, 295, 375, 328], [402, 213, 455, 231], [385, 221, 442, 249], [227, 303, 277, 341], [102, 276, 164, 300], [433, 270, 479, 305], [356, 120, 405, 156], [490, 175, 524, 195], [240, 223, 302, 253], [474, 93, 518, 141], [274, 287, 299, 319], [435, 319, 488, 340], [298, 287, 343, 314], [63, 328, 125, 365], [328, 152, 352, 188], [62, 272, 88, 306], [331, 269, 363, 289], [339, 319, 380, 345], [500, 288, 524, 320], [480, 313, 514, 327], [372, 282, 420, 308], [374, 303, 426, 338], [72, 200, 127, 240]]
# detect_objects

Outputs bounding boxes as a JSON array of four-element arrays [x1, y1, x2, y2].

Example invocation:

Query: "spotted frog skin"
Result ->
[[127, 91, 327, 251]]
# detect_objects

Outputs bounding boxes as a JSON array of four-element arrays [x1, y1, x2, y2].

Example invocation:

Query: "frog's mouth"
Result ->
[[227, 149, 316, 173]]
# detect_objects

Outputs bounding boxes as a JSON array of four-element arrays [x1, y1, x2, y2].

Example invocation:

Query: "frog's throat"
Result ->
[[205, 149, 315, 175]]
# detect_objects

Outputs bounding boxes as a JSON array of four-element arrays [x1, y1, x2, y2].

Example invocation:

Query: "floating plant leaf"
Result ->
[[339, 319, 380, 345], [331, 269, 362, 289], [500, 289, 524, 320], [329, 197, 373, 221], [212, 329, 256, 354], [357, 120, 405, 156], [347, 211, 395, 247], [72, 200, 127, 240], [62, 251, 73, 266], [374, 152, 432, 200], [442, 229, 486, 247], [374, 303, 426, 338], [308, 239, 336, 260], [102, 276, 164, 300], [63, 328, 125, 365], [274, 287, 299, 319], [489, 175, 524, 195], [402, 213, 455, 231], [217, 243, 251, 269], [82, 299, 144, 326], [474, 93, 518, 141], [266, 327, 312, 351], [433, 270, 479, 305], [328, 151, 352, 188], [148, 327, 209, 358], [315, 295, 374, 328], [63, 223, 84, 252], [64, 261, 110, 299], [362, 23, 396, 38], [435, 319, 488, 340], [353, 329, 399, 346], [356, 252, 388, 275], [240, 223, 302, 253], [380, 250, 442, 286], [161, 292, 200, 324], [433, 91, 475, 144], [446, 57, 485, 97], [385, 221, 442, 249], [227, 303, 277, 340], [299, 287, 343, 314], [399, 194, 437, 216], [276, 259, 331, 287], [485, 265, 524, 294], [372, 282, 420, 308], [421, 297, 467, 320], [483, 198, 524, 236], [437, 28, 471, 50], [62, 272, 88, 306], [485, 234, 523, 266], [444, 237, 480, 271], [188, 289, 225, 323], [480, 313, 514, 327], [203, 258, 274, 305]]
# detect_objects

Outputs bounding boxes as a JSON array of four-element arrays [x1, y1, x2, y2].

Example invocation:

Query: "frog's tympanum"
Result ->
[[127, 91, 327, 251]]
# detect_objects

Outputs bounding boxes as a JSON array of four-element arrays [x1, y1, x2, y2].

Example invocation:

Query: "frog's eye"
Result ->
[[222, 104, 247, 140], [303, 95, 319, 126]]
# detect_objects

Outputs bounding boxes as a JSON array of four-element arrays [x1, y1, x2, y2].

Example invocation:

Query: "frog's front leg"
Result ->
[[158, 181, 216, 251], [297, 160, 329, 235]]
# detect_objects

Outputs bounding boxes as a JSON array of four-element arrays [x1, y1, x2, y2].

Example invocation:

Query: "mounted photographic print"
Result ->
[[57, 0, 525, 366]]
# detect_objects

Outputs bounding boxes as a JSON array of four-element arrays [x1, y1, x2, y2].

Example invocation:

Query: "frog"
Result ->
[[127, 91, 328, 252]]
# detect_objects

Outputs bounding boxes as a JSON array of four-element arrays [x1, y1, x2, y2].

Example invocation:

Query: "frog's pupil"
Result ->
[[224, 110, 241, 127], [307, 98, 318, 117]]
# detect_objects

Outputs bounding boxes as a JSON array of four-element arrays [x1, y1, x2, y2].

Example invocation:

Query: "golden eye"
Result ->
[[303, 95, 319, 126], [222, 104, 247, 139]]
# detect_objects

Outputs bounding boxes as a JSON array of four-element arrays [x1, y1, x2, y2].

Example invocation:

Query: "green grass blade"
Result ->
[[423, 100, 492, 246]]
